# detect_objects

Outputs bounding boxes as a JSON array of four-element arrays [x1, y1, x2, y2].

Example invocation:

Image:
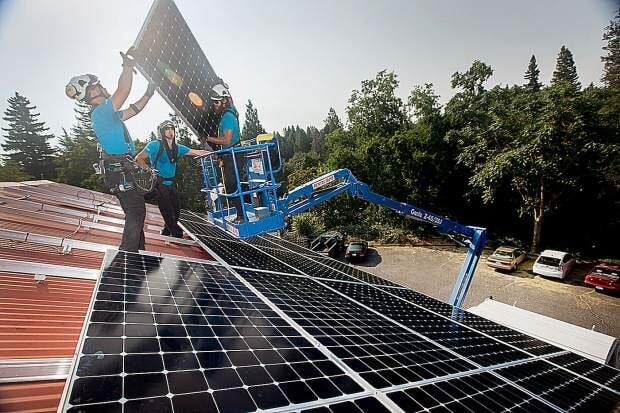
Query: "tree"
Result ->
[[241, 99, 266, 141], [2, 92, 56, 179], [0, 159, 33, 182], [169, 113, 205, 212], [323, 107, 343, 135], [55, 101, 101, 189], [524, 55, 542, 91], [551, 46, 581, 92], [602, 11, 620, 89], [346, 70, 404, 136]]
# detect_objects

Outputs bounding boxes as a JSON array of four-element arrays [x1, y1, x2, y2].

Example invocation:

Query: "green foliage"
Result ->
[[168, 113, 206, 212], [524, 55, 542, 91], [347, 70, 404, 136], [602, 11, 620, 89], [0, 159, 33, 182], [552, 46, 581, 92], [2, 92, 56, 179], [241, 100, 266, 142], [291, 213, 325, 238], [55, 101, 102, 190]]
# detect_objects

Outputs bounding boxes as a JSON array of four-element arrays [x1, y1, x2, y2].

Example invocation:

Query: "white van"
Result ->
[[532, 250, 576, 279]]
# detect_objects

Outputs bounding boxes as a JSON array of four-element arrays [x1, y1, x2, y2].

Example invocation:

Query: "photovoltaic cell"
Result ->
[[379, 285, 562, 356], [179, 215, 619, 411], [495, 359, 619, 412], [323, 280, 533, 367], [543, 352, 620, 392], [236, 269, 480, 389], [180, 217, 238, 241], [133, 0, 224, 140], [301, 396, 392, 413], [60, 251, 371, 412], [386, 371, 557, 413]]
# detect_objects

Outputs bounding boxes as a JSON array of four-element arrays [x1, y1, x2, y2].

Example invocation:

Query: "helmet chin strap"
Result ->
[[86, 86, 109, 104]]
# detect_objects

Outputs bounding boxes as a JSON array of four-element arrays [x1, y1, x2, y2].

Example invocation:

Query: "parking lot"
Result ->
[[349, 245, 620, 338]]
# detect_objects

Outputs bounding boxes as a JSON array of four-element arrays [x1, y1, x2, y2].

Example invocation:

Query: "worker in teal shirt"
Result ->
[[65, 48, 155, 252], [203, 83, 244, 223], [136, 120, 209, 237]]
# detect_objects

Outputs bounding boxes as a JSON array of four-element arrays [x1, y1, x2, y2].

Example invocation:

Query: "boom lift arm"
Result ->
[[284, 169, 487, 308], [198, 139, 487, 308]]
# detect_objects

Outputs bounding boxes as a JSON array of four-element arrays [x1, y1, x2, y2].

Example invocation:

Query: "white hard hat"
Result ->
[[210, 83, 231, 101], [65, 74, 99, 102]]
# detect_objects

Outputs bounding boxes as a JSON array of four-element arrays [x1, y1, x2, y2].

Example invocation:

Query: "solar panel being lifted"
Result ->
[[132, 0, 224, 141]]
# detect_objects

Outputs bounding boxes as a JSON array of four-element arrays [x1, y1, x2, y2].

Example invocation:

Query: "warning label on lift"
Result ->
[[312, 174, 335, 190]]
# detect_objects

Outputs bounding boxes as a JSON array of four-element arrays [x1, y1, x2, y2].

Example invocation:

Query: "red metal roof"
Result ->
[[0, 180, 211, 412]]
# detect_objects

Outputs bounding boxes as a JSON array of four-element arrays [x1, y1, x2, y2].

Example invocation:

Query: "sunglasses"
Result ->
[[163, 126, 175, 131]]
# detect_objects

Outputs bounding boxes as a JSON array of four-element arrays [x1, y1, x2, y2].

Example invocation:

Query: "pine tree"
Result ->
[[524, 55, 542, 91], [55, 102, 100, 189], [323, 107, 343, 135], [0, 159, 33, 182], [2, 92, 56, 179], [241, 99, 266, 141], [551, 46, 581, 91], [602, 11, 620, 89]]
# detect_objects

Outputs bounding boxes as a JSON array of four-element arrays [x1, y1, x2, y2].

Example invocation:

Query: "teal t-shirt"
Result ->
[[218, 106, 240, 149], [90, 98, 135, 155], [143, 141, 190, 185]]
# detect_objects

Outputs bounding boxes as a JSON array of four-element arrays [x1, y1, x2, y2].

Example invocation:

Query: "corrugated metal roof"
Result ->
[[0, 380, 65, 413], [0, 180, 211, 412]]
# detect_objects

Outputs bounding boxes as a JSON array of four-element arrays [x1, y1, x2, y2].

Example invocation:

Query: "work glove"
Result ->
[[120, 46, 137, 72]]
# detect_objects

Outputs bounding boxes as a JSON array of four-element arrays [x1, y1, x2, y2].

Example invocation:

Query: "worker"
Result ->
[[135, 120, 210, 237], [65, 47, 155, 252], [203, 83, 245, 223]]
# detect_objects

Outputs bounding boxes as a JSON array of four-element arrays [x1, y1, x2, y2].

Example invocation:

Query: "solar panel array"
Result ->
[[132, 0, 224, 140], [175, 215, 620, 412]]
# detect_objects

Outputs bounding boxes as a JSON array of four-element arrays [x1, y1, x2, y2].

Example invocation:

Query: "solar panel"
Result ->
[[59, 251, 382, 412], [178, 218, 620, 412], [379, 286, 563, 356], [132, 0, 225, 141]]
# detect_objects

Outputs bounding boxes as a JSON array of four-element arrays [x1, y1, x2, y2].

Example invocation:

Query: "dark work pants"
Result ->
[[220, 153, 244, 220], [155, 182, 183, 238], [116, 189, 146, 252]]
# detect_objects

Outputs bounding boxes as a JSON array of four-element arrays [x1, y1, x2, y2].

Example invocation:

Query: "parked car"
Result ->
[[584, 262, 620, 294], [532, 250, 576, 279], [345, 240, 368, 262], [486, 246, 526, 271]]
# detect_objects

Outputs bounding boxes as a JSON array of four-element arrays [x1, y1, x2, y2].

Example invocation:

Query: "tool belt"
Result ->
[[96, 153, 138, 194]]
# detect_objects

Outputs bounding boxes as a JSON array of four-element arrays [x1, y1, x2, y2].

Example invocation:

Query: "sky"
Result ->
[[0, 0, 616, 149]]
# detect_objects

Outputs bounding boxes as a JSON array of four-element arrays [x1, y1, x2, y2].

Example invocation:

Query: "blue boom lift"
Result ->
[[199, 134, 487, 308]]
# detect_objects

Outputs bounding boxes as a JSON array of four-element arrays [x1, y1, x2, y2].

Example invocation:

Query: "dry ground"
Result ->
[[347, 245, 620, 337]]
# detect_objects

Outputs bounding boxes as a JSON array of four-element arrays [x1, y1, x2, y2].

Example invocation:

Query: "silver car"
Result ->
[[486, 247, 526, 271]]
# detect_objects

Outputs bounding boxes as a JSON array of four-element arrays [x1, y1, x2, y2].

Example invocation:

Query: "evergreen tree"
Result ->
[[524, 54, 542, 91], [241, 99, 266, 141], [169, 113, 205, 212], [55, 102, 101, 189], [551, 46, 581, 91], [323, 108, 343, 135], [2, 92, 56, 179], [602, 11, 620, 89]]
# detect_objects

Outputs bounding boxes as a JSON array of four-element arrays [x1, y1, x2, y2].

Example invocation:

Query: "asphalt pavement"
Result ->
[[349, 245, 620, 338]]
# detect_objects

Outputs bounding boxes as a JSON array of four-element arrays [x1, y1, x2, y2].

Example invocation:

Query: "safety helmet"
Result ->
[[65, 74, 100, 102], [210, 83, 231, 101], [158, 120, 175, 138]]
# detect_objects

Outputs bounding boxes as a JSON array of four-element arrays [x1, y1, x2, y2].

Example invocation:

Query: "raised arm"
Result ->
[[122, 83, 156, 121], [111, 49, 136, 111]]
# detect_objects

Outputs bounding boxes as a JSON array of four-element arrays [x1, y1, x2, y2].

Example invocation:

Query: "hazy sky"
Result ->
[[0, 0, 616, 148]]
